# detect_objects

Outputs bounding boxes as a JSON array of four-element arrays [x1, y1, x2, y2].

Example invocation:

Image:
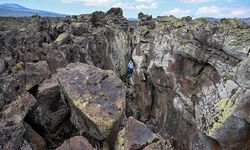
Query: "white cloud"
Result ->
[[135, 0, 153, 3], [196, 5, 250, 18], [59, 0, 116, 6], [136, 2, 158, 10], [112, 1, 158, 10], [196, 6, 222, 17], [230, 8, 250, 17], [112, 2, 135, 10], [134, 0, 158, 10], [60, 0, 82, 3], [163, 8, 191, 17], [181, 0, 216, 3], [85, 0, 115, 6], [60, 0, 158, 9]]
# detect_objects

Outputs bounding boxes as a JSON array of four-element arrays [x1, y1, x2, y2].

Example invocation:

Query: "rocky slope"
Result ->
[[0, 8, 250, 150]]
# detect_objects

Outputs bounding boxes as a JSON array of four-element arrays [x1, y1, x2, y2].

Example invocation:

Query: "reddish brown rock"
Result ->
[[0, 91, 35, 128], [55, 136, 94, 150], [0, 59, 4, 74], [143, 134, 173, 150], [125, 117, 157, 149], [23, 122, 46, 150], [25, 61, 51, 91], [0, 92, 36, 150], [115, 117, 173, 150]]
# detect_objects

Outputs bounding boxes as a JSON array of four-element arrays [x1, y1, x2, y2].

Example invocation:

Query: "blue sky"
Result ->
[[0, 0, 249, 18]]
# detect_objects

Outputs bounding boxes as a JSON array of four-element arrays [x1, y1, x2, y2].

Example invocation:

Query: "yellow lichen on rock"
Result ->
[[25, 83, 33, 91], [55, 32, 69, 42], [208, 98, 237, 136], [98, 89, 105, 97], [155, 21, 165, 31], [86, 112, 115, 136], [73, 96, 116, 136], [73, 99, 89, 111], [115, 128, 126, 150], [115, 96, 125, 112], [16, 62, 25, 70], [73, 92, 94, 110]]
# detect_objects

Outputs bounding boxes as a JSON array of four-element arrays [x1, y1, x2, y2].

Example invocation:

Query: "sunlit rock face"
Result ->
[[130, 13, 250, 149]]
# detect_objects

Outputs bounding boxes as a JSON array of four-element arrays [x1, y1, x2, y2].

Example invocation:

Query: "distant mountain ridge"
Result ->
[[0, 3, 26, 9], [205, 17, 250, 24], [0, 3, 66, 17]]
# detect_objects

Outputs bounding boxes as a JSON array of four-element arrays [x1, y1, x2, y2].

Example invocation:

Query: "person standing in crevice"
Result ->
[[127, 60, 134, 76]]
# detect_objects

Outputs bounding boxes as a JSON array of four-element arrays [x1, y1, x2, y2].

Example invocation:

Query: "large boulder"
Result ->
[[0, 123, 32, 150], [44, 44, 67, 73], [236, 58, 250, 88], [57, 63, 126, 140], [114, 116, 173, 150], [0, 92, 36, 150], [25, 61, 51, 91], [106, 8, 123, 17], [55, 136, 94, 150], [0, 76, 23, 109], [0, 91, 35, 129], [55, 32, 71, 45], [25, 76, 77, 149]]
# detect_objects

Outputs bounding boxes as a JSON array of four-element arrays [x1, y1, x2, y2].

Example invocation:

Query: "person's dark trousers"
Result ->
[[128, 68, 133, 75]]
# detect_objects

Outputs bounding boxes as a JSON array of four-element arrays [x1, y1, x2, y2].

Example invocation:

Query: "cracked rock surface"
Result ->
[[130, 13, 250, 149]]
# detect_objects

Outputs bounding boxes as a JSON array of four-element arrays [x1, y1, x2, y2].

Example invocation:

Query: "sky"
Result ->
[[0, 0, 250, 18]]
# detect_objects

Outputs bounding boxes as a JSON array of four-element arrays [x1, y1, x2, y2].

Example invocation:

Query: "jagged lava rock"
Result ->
[[130, 14, 250, 149], [0, 91, 35, 129], [0, 92, 36, 149], [55, 136, 94, 150], [114, 116, 173, 150], [0, 59, 4, 74], [25, 61, 51, 91], [25, 76, 77, 149], [23, 122, 46, 150], [57, 63, 126, 140]]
